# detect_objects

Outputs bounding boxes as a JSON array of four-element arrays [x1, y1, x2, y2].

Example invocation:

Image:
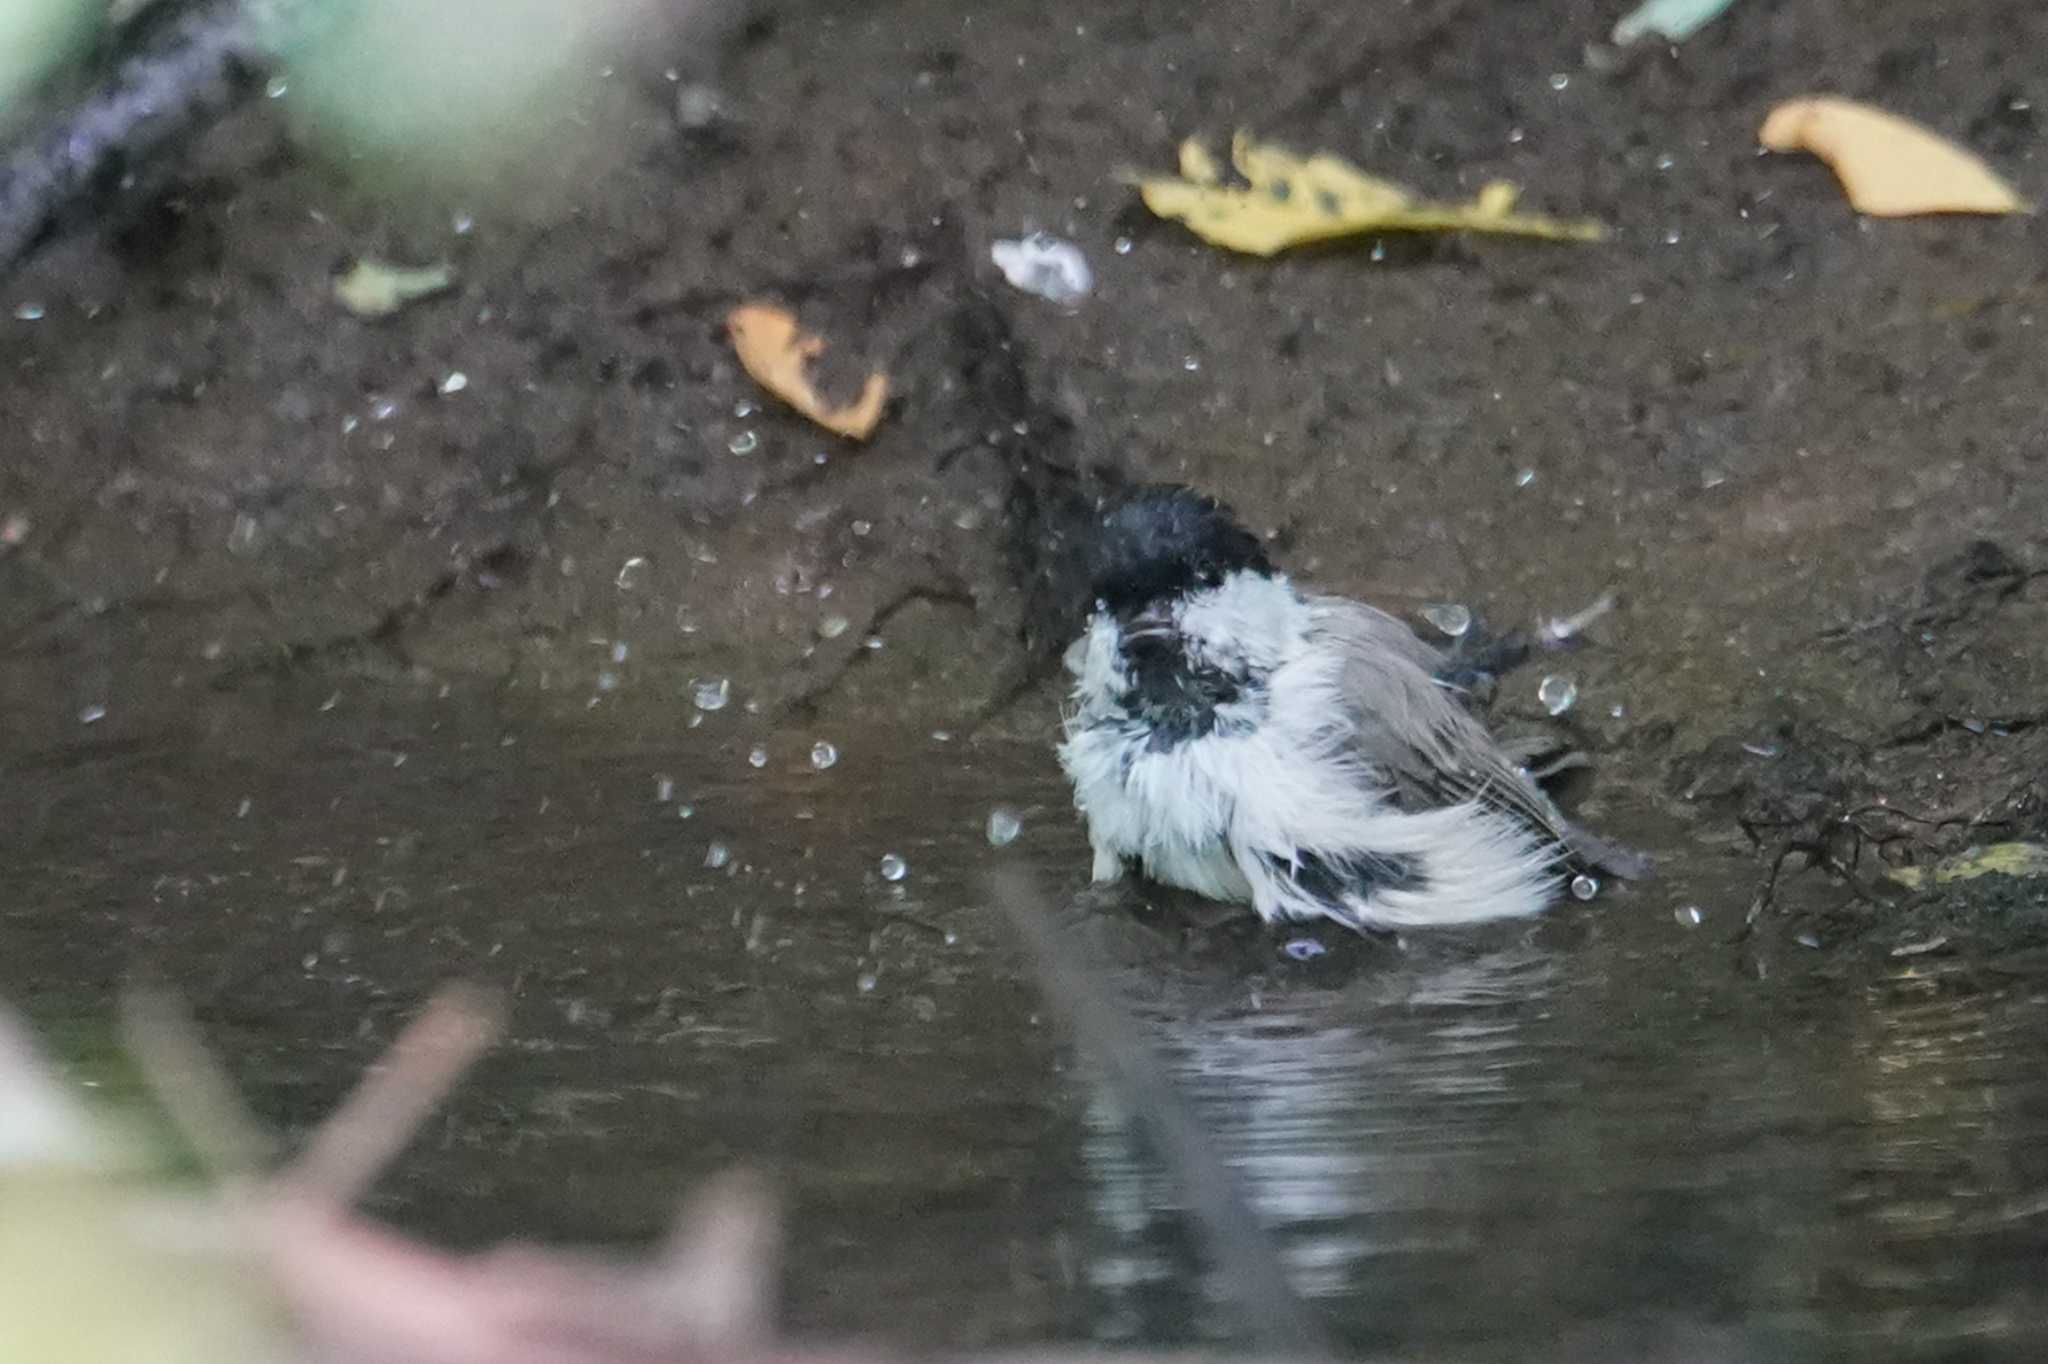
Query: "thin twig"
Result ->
[[119, 986, 277, 1177], [991, 869, 1331, 1360], [282, 983, 506, 1206]]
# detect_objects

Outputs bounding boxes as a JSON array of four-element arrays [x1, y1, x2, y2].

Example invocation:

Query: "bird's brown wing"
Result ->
[[1306, 597, 1651, 879]]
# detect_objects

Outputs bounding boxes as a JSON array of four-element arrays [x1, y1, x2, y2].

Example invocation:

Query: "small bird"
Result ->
[[1057, 485, 1647, 931]]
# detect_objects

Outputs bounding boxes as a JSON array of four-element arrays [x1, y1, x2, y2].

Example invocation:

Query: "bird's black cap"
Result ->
[[1085, 485, 1273, 614]]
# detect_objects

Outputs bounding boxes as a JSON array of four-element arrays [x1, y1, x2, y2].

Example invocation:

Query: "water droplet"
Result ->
[[1182, 355, 1201, 372], [1673, 904, 1703, 928], [748, 746, 769, 768], [370, 396, 399, 422], [452, 212, 475, 235], [1794, 929, 1821, 949], [615, 555, 648, 590], [1569, 873, 1599, 901], [1113, 236, 1133, 254], [654, 775, 675, 803], [1538, 674, 1578, 716], [818, 614, 851, 639], [1662, 227, 1682, 246], [610, 641, 629, 664], [879, 853, 909, 882], [77, 703, 106, 725], [264, 75, 289, 98], [855, 970, 879, 993], [1507, 126, 1526, 144], [1654, 151, 1676, 171], [677, 803, 695, 819], [1515, 467, 1537, 487], [1422, 603, 1472, 638], [986, 808, 1023, 847], [13, 302, 44, 321], [704, 842, 731, 869], [595, 670, 619, 693], [1282, 938, 1327, 961], [733, 399, 757, 418], [439, 371, 469, 395], [810, 740, 839, 770], [728, 430, 759, 455], [692, 677, 730, 711], [1548, 72, 1570, 91], [851, 519, 873, 537]]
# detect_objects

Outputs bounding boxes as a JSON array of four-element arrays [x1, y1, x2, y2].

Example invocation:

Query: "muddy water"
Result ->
[[5, 690, 2048, 1361]]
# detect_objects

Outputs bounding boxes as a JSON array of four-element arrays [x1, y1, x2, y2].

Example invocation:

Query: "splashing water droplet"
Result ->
[[13, 302, 44, 321], [1282, 938, 1327, 961], [654, 775, 675, 803], [1673, 904, 1703, 928], [818, 614, 851, 640], [1538, 674, 1578, 716], [77, 704, 107, 725], [728, 430, 759, 455], [616, 556, 648, 590], [1569, 873, 1599, 901], [439, 371, 469, 395], [879, 853, 908, 882], [1515, 467, 1537, 488], [1422, 603, 1473, 638], [1113, 236, 1133, 255], [692, 677, 730, 711], [810, 741, 839, 770], [986, 808, 1023, 847], [1548, 72, 1570, 91], [704, 842, 731, 870], [748, 746, 769, 769], [855, 971, 879, 994]]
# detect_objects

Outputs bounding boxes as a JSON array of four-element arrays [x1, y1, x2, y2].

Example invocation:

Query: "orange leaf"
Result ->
[[725, 303, 889, 441], [1759, 97, 2026, 217]]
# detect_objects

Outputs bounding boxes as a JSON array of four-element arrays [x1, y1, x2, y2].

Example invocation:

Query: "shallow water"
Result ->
[[5, 690, 2048, 1361]]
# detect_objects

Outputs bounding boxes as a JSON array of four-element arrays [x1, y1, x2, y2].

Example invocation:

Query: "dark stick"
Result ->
[[990, 869, 1334, 1360], [0, 0, 285, 273]]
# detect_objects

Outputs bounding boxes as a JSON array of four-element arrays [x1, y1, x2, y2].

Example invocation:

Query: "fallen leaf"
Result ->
[[1759, 97, 2026, 217], [726, 304, 889, 441], [334, 259, 455, 318], [1611, 0, 1741, 46], [1886, 841, 2048, 890], [1137, 132, 1607, 257]]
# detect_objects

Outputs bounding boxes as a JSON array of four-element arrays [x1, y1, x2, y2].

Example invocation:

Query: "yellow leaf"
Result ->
[[1759, 97, 2027, 217], [1885, 841, 2048, 890], [1136, 132, 1607, 257], [726, 304, 889, 441], [332, 259, 455, 319]]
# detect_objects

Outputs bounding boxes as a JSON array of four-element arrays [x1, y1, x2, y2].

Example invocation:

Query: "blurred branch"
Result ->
[[990, 869, 1333, 1360], [0, 0, 299, 274]]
